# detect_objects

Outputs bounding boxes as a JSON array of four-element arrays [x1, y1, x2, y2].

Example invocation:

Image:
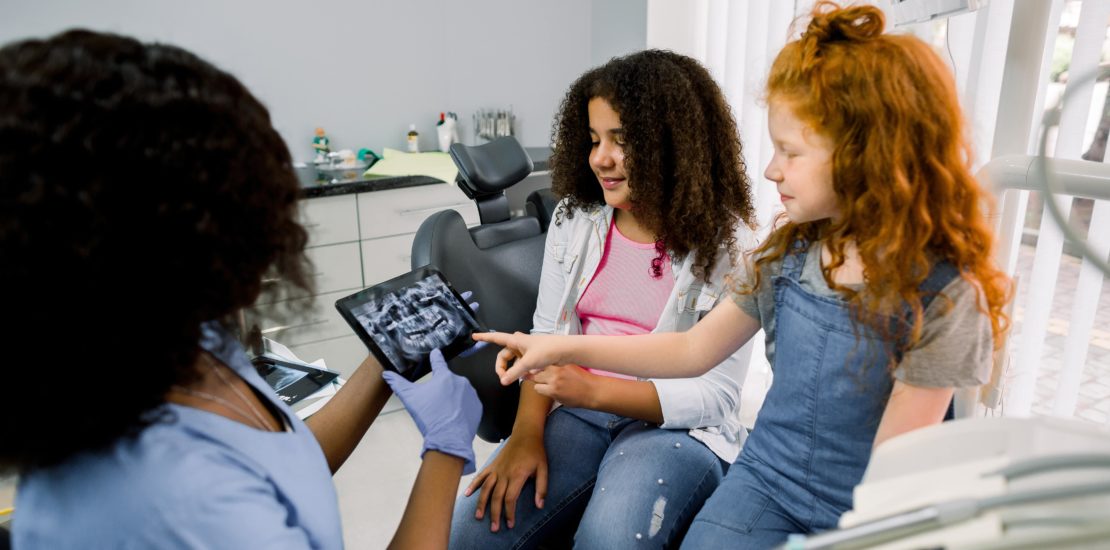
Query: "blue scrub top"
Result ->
[[13, 322, 343, 549]]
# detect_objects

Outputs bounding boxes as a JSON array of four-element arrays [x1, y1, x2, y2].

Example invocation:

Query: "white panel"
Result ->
[[249, 289, 355, 348], [1054, 1, 1110, 159], [1054, 200, 1110, 417], [305, 242, 363, 296], [704, 0, 730, 81], [357, 185, 477, 240], [1007, 0, 1109, 416], [257, 241, 363, 305], [362, 234, 417, 287], [739, 1, 773, 229], [1010, 197, 1069, 415], [289, 334, 369, 380], [646, 0, 707, 57], [958, 0, 1014, 171], [301, 194, 359, 247], [989, 0, 1057, 283]]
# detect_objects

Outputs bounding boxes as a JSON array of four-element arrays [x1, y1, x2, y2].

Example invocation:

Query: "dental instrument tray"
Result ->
[[335, 265, 485, 381]]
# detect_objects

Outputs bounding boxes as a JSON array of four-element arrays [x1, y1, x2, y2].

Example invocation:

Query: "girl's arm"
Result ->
[[463, 382, 553, 532], [477, 299, 761, 384], [528, 365, 664, 422], [872, 381, 954, 449]]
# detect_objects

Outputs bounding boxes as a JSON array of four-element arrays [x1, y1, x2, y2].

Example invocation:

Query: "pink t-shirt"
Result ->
[[575, 219, 674, 380]]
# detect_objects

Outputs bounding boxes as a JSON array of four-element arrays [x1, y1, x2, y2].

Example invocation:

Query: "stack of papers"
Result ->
[[262, 337, 344, 419], [363, 148, 458, 184]]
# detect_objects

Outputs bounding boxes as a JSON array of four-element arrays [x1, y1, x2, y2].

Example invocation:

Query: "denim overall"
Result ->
[[683, 240, 958, 549]]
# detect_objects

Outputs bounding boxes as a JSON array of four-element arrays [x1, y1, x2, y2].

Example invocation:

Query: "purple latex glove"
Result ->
[[459, 290, 488, 357], [382, 348, 482, 474]]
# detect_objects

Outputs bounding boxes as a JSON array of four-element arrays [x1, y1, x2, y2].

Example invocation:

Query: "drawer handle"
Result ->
[[260, 318, 329, 335], [303, 222, 321, 229], [397, 202, 472, 216]]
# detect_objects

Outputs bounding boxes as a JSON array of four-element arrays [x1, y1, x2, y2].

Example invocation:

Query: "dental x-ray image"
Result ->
[[335, 267, 484, 381]]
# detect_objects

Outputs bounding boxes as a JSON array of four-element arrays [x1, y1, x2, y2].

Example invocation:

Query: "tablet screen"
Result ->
[[335, 266, 484, 380]]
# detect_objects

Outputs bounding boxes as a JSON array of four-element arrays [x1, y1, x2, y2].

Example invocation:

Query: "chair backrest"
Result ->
[[412, 136, 551, 442], [450, 136, 534, 225]]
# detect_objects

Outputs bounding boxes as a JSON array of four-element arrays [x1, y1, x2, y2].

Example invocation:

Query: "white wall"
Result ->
[[591, 0, 648, 66], [1, 0, 646, 162]]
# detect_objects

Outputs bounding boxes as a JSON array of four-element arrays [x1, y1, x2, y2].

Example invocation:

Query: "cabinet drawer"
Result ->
[[361, 234, 415, 286], [307, 242, 363, 295], [301, 194, 359, 246], [357, 184, 478, 240], [256, 242, 362, 304], [288, 334, 369, 379], [247, 289, 355, 348]]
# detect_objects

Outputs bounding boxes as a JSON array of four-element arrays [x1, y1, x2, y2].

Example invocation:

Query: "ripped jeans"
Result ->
[[450, 407, 727, 550]]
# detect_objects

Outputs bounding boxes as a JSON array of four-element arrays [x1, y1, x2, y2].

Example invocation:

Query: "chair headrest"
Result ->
[[449, 136, 534, 196]]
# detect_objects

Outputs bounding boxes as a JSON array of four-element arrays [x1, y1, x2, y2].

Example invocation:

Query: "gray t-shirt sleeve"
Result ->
[[730, 257, 764, 321], [894, 277, 993, 388]]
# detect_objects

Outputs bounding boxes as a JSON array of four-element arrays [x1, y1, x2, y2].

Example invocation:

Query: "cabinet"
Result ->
[[245, 183, 479, 378]]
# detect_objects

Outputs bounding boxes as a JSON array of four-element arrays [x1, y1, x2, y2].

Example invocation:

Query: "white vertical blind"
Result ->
[[647, 0, 793, 229], [1008, 0, 1110, 416]]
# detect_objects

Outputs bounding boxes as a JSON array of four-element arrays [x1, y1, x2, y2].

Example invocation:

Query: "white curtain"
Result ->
[[647, 0, 799, 230]]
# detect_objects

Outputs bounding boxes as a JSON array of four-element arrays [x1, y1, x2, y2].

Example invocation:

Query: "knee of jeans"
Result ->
[[449, 494, 485, 542], [574, 489, 681, 548]]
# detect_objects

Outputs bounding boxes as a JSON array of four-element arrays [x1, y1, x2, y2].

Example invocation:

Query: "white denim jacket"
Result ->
[[531, 200, 751, 462]]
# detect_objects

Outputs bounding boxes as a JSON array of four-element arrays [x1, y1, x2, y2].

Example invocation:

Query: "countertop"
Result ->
[[300, 146, 551, 199]]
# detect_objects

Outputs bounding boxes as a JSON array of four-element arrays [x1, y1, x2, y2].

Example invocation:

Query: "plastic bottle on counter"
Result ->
[[407, 124, 419, 153]]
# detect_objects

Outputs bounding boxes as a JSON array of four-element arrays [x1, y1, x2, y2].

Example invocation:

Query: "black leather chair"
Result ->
[[412, 136, 554, 443]]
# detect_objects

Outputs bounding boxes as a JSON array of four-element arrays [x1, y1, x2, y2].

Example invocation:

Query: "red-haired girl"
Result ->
[[475, 2, 1011, 546]]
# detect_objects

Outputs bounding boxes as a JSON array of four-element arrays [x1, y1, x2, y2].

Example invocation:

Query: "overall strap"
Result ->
[[781, 239, 809, 281], [894, 260, 961, 360], [917, 261, 961, 312]]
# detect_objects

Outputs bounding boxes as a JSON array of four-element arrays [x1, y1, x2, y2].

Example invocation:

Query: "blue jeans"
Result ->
[[681, 462, 804, 549], [450, 407, 727, 549]]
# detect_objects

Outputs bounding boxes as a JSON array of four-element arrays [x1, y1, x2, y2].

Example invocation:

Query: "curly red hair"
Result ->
[[747, 2, 1011, 352]]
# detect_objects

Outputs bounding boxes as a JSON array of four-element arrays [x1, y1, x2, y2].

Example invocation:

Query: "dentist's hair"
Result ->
[[746, 1, 1010, 352], [548, 49, 756, 281], [0, 30, 312, 472]]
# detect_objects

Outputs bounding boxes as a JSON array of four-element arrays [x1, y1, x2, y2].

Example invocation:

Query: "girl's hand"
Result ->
[[463, 433, 548, 532], [471, 332, 568, 385], [529, 365, 598, 409]]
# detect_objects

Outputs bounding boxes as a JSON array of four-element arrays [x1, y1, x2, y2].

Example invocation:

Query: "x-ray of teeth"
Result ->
[[348, 275, 477, 375], [263, 365, 309, 392]]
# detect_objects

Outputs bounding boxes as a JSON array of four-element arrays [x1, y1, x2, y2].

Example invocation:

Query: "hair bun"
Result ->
[[805, 2, 885, 44], [797, 2, 884, 71]]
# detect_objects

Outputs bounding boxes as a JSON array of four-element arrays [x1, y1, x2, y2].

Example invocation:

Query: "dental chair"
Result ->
[[411, 136, 554, 443]]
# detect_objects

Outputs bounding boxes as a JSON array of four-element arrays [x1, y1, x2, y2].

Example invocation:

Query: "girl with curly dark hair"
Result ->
[[1, 30, 481, 548], [479, 3, 1013, 547], [451, 50, 757, 548]]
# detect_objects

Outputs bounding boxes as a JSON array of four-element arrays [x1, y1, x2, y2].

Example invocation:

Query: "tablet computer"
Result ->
[[251, 355, 340, 406], [335, 265, 485, 381]]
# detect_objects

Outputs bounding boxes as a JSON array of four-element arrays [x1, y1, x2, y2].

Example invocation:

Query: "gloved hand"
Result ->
[[383, 348, 482, 474], [459, 290, 488, 358]]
